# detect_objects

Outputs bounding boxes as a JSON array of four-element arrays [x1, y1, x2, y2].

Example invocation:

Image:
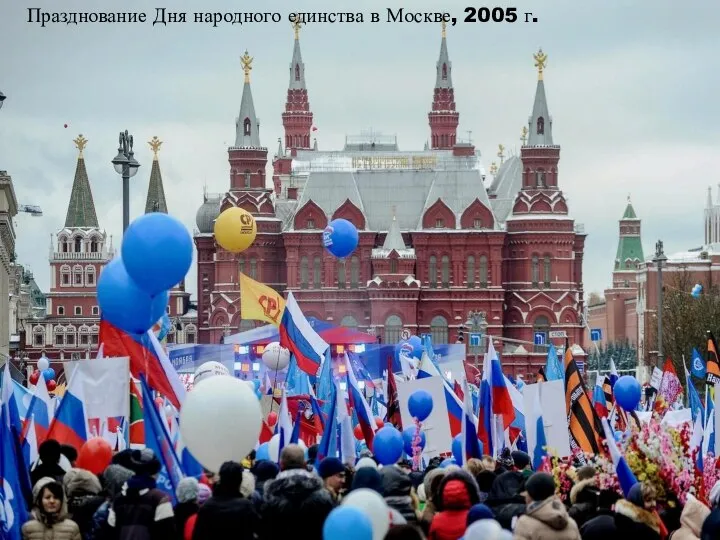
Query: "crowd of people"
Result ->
[[21, 439, 720, 539]]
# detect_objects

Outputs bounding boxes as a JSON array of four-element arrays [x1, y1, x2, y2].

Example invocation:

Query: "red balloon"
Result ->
[[46, 380, 57, 391], [267, 411, 278, 427], [29, 371, 39, 385], [374, 417, 385, 429], [353, 424, 363, 441], [76, 438, 113, 475]]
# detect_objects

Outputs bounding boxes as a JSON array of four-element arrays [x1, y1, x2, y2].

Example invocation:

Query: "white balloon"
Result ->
[[180, 375, 261, 473], [342, 488, 390, 540], [261, 342, 290, 371], [37, 356, 49, 371], [193, 361, 230, 386], [267, 434, 280, 462]]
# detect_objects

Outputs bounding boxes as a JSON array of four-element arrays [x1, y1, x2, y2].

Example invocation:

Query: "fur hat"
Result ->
[[63, 467, 102, 497], [127, 449, 162, 476], [524, 472, 556, 501], [102, 465, 134, 499]]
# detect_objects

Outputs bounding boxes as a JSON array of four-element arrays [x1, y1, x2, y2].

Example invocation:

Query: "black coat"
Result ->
[[485, 470, 527, 530], [259, 470, 334, 540], [580, 500, 661, 540], [192, 496, 257, 540]]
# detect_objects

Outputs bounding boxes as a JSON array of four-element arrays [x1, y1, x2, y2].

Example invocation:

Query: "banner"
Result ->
[[564, 350, 604, 457], [239, 272, 285, 326]]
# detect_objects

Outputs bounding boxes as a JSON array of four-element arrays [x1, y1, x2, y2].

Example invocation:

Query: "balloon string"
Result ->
[[269, 368, 279, 413], [412, 417, 422, 471]]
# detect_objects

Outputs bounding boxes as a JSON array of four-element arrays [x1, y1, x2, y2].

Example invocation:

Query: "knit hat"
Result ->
[[497, 448, 514, 468], [253, 460, 279, 482], [524, 472, 555, 501], [176, 477, 199, 503], [577, 465, 596, 482], [466, 503, 495, 525], [350, 467, 383, 495], [197, 483, 212, 504], [318, 457, 345, 479], [102, 465, 134, 499], [127, 449, 162, 476], [511, 451, 530, 470]]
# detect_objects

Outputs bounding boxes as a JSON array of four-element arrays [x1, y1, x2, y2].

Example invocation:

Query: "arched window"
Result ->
[[533, 315, 550, 353], [429, 256, 437, 288], [33, 326, 44, 347], [74, 236, 82, 253], [479, 255, 488, 287], [73, 265, 83, 285], [90, 238, 98, 253], [337, 259, 346, 289], [442, 63, 447, 80], [340, 315, 358, 329], [85, 266, 96, 286], [384, 315, 402, 344], [60, 265, 71, 286], [430, 316, 448, 345], [543, 255, 551, 288], [250, 258, 258, 280], [389, 258, 398, 273], [295, 64, 300, 80], [300, 257, 309, 289], [535, 169, 546, 187], [244, 170, 251, 187], [243, 118, 251, 136], [537, 116, 544, 135], [466, 256, 475, 288], [441, 255, 450, 288], [238, 256, 245, 275], [313, 256, 321, 289], [350, 257, 359, 288], [531, 255, 539, 287]]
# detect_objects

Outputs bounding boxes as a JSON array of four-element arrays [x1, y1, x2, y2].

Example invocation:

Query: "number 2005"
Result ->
[[464, 7, 518, 22]]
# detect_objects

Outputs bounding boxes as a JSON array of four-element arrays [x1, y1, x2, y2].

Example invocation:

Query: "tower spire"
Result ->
[[145, 136, 168, 213], [282, 20, 313, 153], [64, 135, 99, 228], [526, 48, 553, 146], [613, 197, 643, 287], [235, 51, 261, 147], [429, 21, 459, 149]]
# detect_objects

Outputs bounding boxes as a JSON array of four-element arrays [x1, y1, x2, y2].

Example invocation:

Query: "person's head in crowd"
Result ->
[[60, 444, 78, 467], [511, 451, 531, 473], [355, 457, 378, 471], [176, 477, 200, 504], [279, 444, 306, 471], [318, 457, 346, 494], [466, 503, 495, 526], [480, 455, 496, 472], [351, 467, 383, 495], [396, 459, 413, 473], [127, 449, 162, 478], [101, 465, 133, 501], [32, 478, 66, 522], [496, 448, 514, 471], [38, 439, 62, 466], [111, 449, 134, 470], [522, 472, 556, 504], [253, 460, 279, 484], [197, 483, 212, 505], [627, 481, 658, 512], [307, 444, 319, 464], [464, 458, 484, 479], [214, 461, 244, 497]]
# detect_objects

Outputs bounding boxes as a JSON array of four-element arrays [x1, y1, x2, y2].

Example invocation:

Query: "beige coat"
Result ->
[[21, 512, 81, 540], [513, 496, 582, 540], [670, 495, 710, 540]]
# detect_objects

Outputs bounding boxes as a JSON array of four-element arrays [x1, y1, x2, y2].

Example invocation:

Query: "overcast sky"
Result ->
[[0, 0, 718, 301]]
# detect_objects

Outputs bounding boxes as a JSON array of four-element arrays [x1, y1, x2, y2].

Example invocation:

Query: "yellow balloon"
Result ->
[[214, 207, 257, 253]]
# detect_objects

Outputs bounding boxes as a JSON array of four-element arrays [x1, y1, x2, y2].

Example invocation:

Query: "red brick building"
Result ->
[[194, 30, 588, 374]]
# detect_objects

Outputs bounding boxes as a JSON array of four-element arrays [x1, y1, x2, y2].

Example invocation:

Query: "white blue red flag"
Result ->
[[279, 292, 329, 376]]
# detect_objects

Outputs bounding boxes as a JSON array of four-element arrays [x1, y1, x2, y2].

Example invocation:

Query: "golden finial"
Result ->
[[497, 144, 505, 164], [441, 20, 446, 38], [148, 136, 162, 160], [534, 48, 548, 80], [489, 162, 498, 175], [292, 17, 303, 40], [520, 126, 528, 145], [241, 50, 253, 83], [73, 134, 88, 157]]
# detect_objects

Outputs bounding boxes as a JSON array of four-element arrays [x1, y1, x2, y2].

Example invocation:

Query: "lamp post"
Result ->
[[0, 91, 6, 110], [653, 240, 667, 368], [465, 310, 488, 366], [111, 130, 140, 233]]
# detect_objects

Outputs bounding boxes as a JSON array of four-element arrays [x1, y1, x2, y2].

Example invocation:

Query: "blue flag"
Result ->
[[691, 348, 707, 379], [0, 403, 29, 540], [140, 375, 185, 502], [545, 344, 564, 381]]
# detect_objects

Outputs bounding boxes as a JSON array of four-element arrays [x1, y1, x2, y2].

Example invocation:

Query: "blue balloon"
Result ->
[[256, 442, 270, 461], [614, 375, 642, 411], [372, 425, 404, 465], [396, 335, 423, 361], [408, 389, 433, 421], [97, 258, 169, 334], [121, 213, 193, 296], [322, 218, 359, 258], [322, 506, 373, 540], [42, 368, 55, 381], [452, 434, 463, 464], [402, 425, 426, 455]]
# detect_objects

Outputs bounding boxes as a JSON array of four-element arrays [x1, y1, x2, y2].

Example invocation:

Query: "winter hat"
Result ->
[[218, 461, 244, 493], [240, 470, 255, 498], [380, 466, 412, 497], [32, 477, 59, 500], [466, 503, 495, 525], [497, 448, 514, 469], [127, 449, 162, 476], [423, 468, 447, 502], [102, 465, 134, 499], [63, 467, 102, 497], [111, 449, 134, 469], [176, 477, 200, 503], [350, 467, 383, 495], [355, 457, 378, 471], [476, 470, 496, 493], [577, 465, 596, 481], [510, 451, 530, 470], [253, 460, 279, 482], [38, 439, 61, 465], [318, 457, 345, 479], [524, 473, 556, 501], [197, 483, 212, 505]]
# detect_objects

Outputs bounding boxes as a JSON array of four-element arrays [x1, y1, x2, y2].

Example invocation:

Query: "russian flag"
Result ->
[[99, 320, 186, 409], [417, 351, 463, 436], [276, 387, 294, 456], [531, 388, 547, 470], [460, 378, 482, 464], [608, 359, 619, 387], [593, 377, 609, 418], [504, 375, 525, 447], [25, 372, 52, 443], [601, 417, 637, 497], [279, 292, 329, 376], [343, 354, 377, 448], [46, 370, 88, 451], [478, 339, 515, 456]]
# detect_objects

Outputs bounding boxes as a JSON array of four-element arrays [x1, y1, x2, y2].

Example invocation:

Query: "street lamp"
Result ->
[[111, 130, 140, 233], [653, 240, 668, 368], [465, 310, 488, 366], [0, 91, 6, 111]]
